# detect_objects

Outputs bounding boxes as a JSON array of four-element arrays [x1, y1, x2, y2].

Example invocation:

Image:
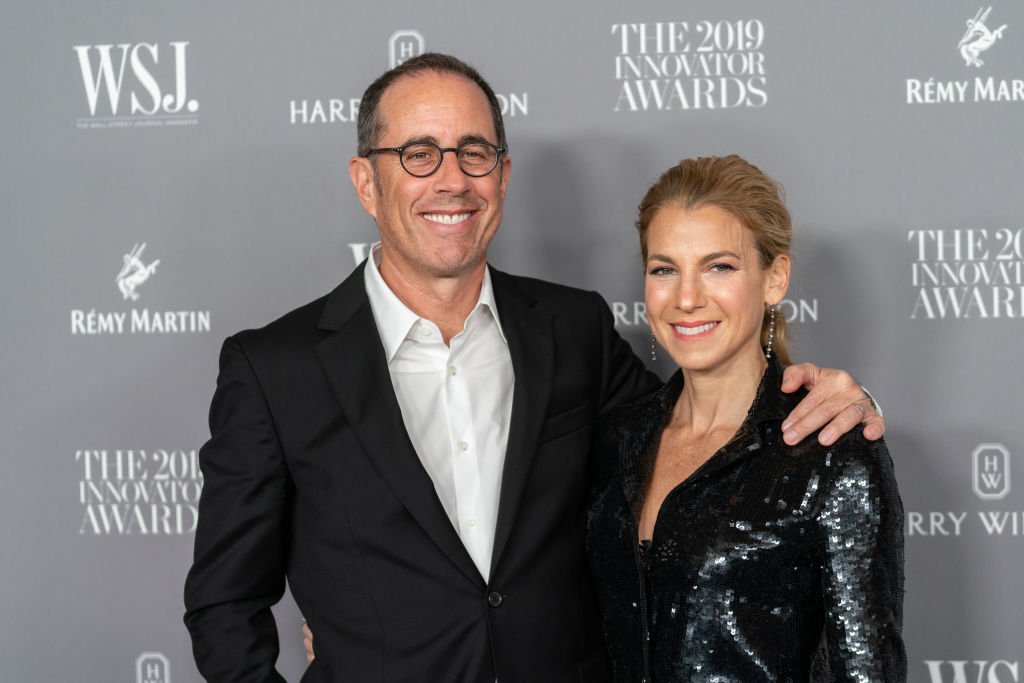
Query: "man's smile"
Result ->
[[422, 212, 473, 225]]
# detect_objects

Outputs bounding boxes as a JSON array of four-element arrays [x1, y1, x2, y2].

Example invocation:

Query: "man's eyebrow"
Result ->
[[458, 134, 496, 146], [399, 135, 440, 147], [396, 134, 496, 148]]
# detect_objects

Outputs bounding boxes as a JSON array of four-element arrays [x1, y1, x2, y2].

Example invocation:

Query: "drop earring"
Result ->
[[764, 304, 777, 360], [651, 333, 657, 361]]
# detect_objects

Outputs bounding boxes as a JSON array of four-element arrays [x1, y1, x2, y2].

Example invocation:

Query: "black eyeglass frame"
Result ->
[[363, 141, 507, 178]]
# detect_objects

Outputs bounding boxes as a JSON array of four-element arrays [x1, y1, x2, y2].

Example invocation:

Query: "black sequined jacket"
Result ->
[[585, 359, 906, 682]]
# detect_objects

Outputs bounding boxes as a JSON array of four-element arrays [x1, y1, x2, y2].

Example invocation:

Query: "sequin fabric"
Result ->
[[585, 359, 906, 682]]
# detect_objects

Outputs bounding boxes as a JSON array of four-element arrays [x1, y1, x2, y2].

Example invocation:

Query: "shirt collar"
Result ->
[[362, 242, 507, 363], [619, 358, 800, 509]]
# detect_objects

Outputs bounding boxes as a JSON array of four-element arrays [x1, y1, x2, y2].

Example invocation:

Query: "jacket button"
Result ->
[[487, 591, 503, 608]]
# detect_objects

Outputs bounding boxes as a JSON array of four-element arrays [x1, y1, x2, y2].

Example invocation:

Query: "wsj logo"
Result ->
[[74, 42, 199, 127], [136, 652, 170, 683], [973, 443, 1011, 500], [925, 660, 1019, 683], [390, 30, 425, 68]]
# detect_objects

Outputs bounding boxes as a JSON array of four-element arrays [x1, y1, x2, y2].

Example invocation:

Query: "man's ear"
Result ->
[[497, 155, 511, 199], [349, 156, 379, 219]]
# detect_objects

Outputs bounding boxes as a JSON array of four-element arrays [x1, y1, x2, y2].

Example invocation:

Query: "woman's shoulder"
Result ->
[[824, 429, 895, 478], [796, 430, 903, 527], [597, 372, 681, 438], [778, 427, 899, 506], [591, 374, 683, 485]]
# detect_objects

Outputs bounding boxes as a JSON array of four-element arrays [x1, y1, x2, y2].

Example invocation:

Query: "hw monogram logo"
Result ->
[[925, 660, 1020, 683], [973, 443, 1011, 500], [74, 42, 198, 119], [389, 30, 425, 68], [135, 652, 170, 683]]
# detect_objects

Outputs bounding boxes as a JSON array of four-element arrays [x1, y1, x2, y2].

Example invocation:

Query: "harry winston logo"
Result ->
[[906, 443, 1018, 537], [389, 30, 425, 68], [959, 7, 1007, 68], [973, 443, 1011, 500], [136, 652, 170, 683]]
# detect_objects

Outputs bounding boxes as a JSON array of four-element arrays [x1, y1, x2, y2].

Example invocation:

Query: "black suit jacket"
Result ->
[[184, 264, 657, 682]]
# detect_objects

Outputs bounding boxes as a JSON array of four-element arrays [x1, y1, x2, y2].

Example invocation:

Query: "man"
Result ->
[[184, 53, 881, 682]]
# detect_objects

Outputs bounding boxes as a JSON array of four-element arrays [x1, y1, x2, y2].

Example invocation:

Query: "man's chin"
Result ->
[[423, 257, 487, 280]]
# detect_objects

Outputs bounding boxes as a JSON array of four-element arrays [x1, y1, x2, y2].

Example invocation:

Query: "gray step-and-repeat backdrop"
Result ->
[[2, 1, 1022, 681]]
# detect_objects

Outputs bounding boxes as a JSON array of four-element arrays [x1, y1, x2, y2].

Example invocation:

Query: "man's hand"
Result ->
[[780, 363, 884, 446], [302, 621, 315, 663]]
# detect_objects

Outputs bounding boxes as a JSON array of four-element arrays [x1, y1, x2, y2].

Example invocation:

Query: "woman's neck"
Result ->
[[673, 352, 768, 435]]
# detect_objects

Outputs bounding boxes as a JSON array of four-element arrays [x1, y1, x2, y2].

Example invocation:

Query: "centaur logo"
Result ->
[[117, 243, 159, 301], [69, 243, 211, 335], [959, 7, 1007, 68], [925, 660, 1019, 683], [906, 8, 1021, 104], [74, 42, 198, 128]]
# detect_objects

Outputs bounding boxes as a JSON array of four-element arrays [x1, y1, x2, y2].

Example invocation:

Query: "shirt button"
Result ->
[[448, 365, 457, 376], [487, 591, 503, 608], [458, 441, 469, 452], [467, 519, 477, 529], [419, 326, 432, 337]]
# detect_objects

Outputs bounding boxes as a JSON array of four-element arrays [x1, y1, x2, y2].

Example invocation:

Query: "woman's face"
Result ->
[[645, 204, 789, 375]]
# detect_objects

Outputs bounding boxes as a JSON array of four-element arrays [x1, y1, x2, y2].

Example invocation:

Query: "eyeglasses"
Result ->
[[364, 141, 506, 178]]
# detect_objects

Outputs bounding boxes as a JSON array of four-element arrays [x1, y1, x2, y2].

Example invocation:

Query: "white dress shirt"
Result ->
[[363, 243, 514, 581]]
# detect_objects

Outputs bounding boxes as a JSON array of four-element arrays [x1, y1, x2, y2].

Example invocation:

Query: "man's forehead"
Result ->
[[385, 69, 481, 96], [377, 71, 495, 135]]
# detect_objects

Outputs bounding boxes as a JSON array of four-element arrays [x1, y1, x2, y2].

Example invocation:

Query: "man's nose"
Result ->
[[432, 150, 471, 191]]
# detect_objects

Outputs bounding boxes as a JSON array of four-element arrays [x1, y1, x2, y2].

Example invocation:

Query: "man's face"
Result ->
[[349, 71, 510, 284]]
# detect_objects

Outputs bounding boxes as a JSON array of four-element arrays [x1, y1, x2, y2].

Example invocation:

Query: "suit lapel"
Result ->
[[489, 271, 555, 575], [314, 265, 484, 587]]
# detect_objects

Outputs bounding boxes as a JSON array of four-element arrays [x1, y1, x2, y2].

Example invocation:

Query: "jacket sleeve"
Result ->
[[184, 335, 291, 682], [817, 435, 907, 682], [590, 290, 661, 413]]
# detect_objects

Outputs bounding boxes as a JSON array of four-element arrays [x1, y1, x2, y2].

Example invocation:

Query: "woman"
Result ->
[[585, 155, 905, 681]]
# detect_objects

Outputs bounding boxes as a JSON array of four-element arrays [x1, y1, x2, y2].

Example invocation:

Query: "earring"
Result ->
[[764, 304, 777, 360], [651, 333, 657, 361]]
